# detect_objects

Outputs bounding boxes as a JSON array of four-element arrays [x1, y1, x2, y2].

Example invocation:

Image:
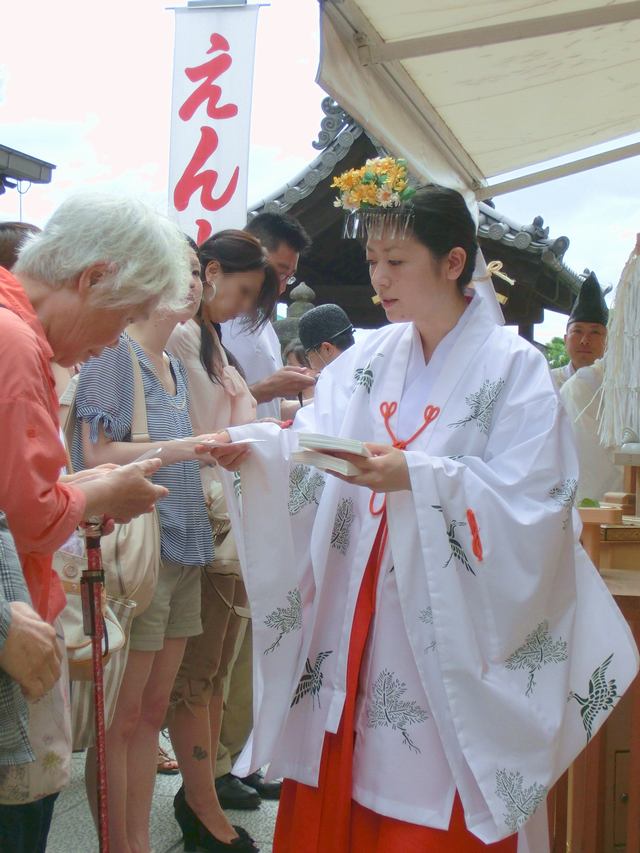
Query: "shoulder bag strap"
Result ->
[[126, 341, 150, 443]]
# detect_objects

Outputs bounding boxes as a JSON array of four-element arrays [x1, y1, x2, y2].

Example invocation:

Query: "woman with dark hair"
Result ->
[[165, 229, 278, 853], [208, 160, 638, 853]]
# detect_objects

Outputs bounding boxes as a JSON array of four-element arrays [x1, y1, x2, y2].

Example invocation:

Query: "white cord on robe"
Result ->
[[469, 248, 508, 326]]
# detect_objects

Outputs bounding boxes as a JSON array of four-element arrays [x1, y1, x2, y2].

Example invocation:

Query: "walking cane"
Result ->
[[82, 517, 110, 853]]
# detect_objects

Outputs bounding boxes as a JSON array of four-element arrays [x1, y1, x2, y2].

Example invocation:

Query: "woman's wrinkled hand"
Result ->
[[327, 443, 411, 493]]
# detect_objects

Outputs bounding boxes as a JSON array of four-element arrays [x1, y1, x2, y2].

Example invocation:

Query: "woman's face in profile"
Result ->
[[205, 264, 265, 323]]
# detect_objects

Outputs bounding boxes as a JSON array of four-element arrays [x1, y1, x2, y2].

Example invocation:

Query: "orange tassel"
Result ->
[[466, 508, 483, 562]]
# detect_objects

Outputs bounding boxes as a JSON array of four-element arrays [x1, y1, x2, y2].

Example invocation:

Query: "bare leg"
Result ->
[[86, 649, 156, 853], [168, 694, 237, 843], [126, 638, 187, 853]]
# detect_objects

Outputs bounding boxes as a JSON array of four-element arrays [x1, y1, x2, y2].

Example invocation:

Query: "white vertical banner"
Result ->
[[169, 4, 259, 243]]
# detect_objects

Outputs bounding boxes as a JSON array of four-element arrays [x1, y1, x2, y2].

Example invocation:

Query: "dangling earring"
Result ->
[[204, 277, 217, 303]]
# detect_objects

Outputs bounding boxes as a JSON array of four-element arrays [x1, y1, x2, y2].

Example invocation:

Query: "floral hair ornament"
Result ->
[[331, 157, 417, 241]]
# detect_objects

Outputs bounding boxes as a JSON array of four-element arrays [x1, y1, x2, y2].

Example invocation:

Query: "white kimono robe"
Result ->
[[560, 359, 623, 503], [221, 293, 638, 849]]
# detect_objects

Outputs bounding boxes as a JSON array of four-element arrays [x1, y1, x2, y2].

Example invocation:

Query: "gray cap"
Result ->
[[298, 304, 354, 352]]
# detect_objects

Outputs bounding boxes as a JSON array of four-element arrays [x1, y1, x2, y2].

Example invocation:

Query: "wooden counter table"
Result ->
[[548, 512, 640, 852]]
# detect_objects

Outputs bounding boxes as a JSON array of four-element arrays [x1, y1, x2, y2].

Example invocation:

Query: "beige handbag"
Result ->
[[70, 594, 136, 750], [206, 479, 241, 576], [52, 545, 126, 681], [63, 342, 161, 617]]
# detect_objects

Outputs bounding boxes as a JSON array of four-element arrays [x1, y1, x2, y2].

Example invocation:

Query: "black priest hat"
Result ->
[[568, 272, 608, 326]]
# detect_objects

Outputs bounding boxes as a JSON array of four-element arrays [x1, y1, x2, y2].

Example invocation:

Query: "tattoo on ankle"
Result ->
[[193, 745, 208, 761]]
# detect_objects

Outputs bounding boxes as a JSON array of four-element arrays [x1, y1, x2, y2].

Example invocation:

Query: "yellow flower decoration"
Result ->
[[332, 157, 415, 210]]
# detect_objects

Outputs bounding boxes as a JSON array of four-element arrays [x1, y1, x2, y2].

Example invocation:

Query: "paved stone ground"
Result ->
[[46, 738, 277, 853]]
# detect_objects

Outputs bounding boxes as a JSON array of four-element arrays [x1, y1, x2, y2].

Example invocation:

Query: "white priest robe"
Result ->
[[220, 292, 638, 850], [560, 359, 623, 503]]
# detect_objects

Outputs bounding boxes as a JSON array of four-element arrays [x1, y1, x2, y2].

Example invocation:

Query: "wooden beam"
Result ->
[[358, 2, 640, 64], [478, 141, 640, 199]]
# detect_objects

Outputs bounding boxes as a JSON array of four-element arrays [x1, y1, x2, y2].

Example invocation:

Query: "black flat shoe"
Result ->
[[174, 786, 260, 852], [237, 771, 282, 801], [215, 773, 261, 810]]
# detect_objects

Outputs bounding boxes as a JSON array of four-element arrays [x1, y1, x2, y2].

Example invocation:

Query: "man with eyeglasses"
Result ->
[[298, 304, 356, 372], [222, 212, 316, 419]]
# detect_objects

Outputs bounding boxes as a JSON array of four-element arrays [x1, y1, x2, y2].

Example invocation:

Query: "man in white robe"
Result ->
[[550, 272, 608, 391], [560, 359, 623, 503]]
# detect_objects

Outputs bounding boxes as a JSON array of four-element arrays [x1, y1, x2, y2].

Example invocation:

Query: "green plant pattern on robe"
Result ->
[[367, 669, 429, 754], [448, 378, 505, 434], [288, 464, 325, 515], [263, 588, 302, 655], [232, 470, 242, 500], [505, 620, 568, 697], [291, 651, 333, 711], [568, 654, 618, 742], [418, 607, 433, 625], [330, 498, 355, 555], [418, 607, 437, 652], [495, 769, 547, 833]]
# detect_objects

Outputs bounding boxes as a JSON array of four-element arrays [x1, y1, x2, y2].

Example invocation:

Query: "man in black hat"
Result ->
[[558, 270, 622, 502], [298, 304, 356, 372], [551, 272, 608, 391]]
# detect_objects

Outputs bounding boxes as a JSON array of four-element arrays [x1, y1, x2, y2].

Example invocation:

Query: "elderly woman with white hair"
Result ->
[[0, 193, 192, 853]]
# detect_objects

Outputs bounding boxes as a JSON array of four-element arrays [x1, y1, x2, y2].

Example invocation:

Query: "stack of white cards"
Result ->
[[293, 433, 371, 476]]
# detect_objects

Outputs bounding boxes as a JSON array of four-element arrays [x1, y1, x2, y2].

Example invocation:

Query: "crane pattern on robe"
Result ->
[[290, 651, 333, 711], [549, 477, 578, 530], [568, 653, 619, 742], [431, 505, 475, 574], [353, 353, 384, 394], [263, 587, 302, 655]]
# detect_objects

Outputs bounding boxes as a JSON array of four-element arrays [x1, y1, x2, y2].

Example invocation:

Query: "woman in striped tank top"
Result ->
[[72, 242, 223, 853]]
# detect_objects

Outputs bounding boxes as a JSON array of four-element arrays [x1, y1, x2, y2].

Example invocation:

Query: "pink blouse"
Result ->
[[167, 319, 256, 497]]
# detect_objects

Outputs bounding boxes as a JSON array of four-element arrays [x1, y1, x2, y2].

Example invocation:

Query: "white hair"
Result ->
[[14, 193, 190, 310]]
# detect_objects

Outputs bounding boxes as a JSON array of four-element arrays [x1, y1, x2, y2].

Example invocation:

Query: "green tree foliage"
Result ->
[[545, 337, 569, 369]]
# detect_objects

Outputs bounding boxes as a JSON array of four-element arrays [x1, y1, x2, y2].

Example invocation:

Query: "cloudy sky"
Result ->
[[1, 0, 638, 341]]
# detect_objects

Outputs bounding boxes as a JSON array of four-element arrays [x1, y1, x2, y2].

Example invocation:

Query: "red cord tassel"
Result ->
[[466, 508, 483, 562]]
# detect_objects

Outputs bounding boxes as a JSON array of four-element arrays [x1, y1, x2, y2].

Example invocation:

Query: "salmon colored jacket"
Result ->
[[0, 267, 86, 622]]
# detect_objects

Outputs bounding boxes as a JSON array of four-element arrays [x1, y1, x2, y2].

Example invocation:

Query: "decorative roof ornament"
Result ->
[[331, 156, 416, 239], [312, 98, 352, 151]]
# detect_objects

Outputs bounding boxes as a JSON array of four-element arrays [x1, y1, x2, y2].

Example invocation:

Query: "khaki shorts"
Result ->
[[129, 559, 203, 652], [169, 569, 248, 710]]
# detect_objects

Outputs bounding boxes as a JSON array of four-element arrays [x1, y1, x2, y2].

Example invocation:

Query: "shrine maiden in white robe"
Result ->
[[220, 291, 638, 850]]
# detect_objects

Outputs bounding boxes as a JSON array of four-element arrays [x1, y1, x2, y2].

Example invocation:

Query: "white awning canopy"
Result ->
[[317, 0, 640, 199]]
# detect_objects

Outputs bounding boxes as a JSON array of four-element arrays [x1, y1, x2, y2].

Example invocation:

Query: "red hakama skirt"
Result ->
[[273, 518, 518, 853]]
